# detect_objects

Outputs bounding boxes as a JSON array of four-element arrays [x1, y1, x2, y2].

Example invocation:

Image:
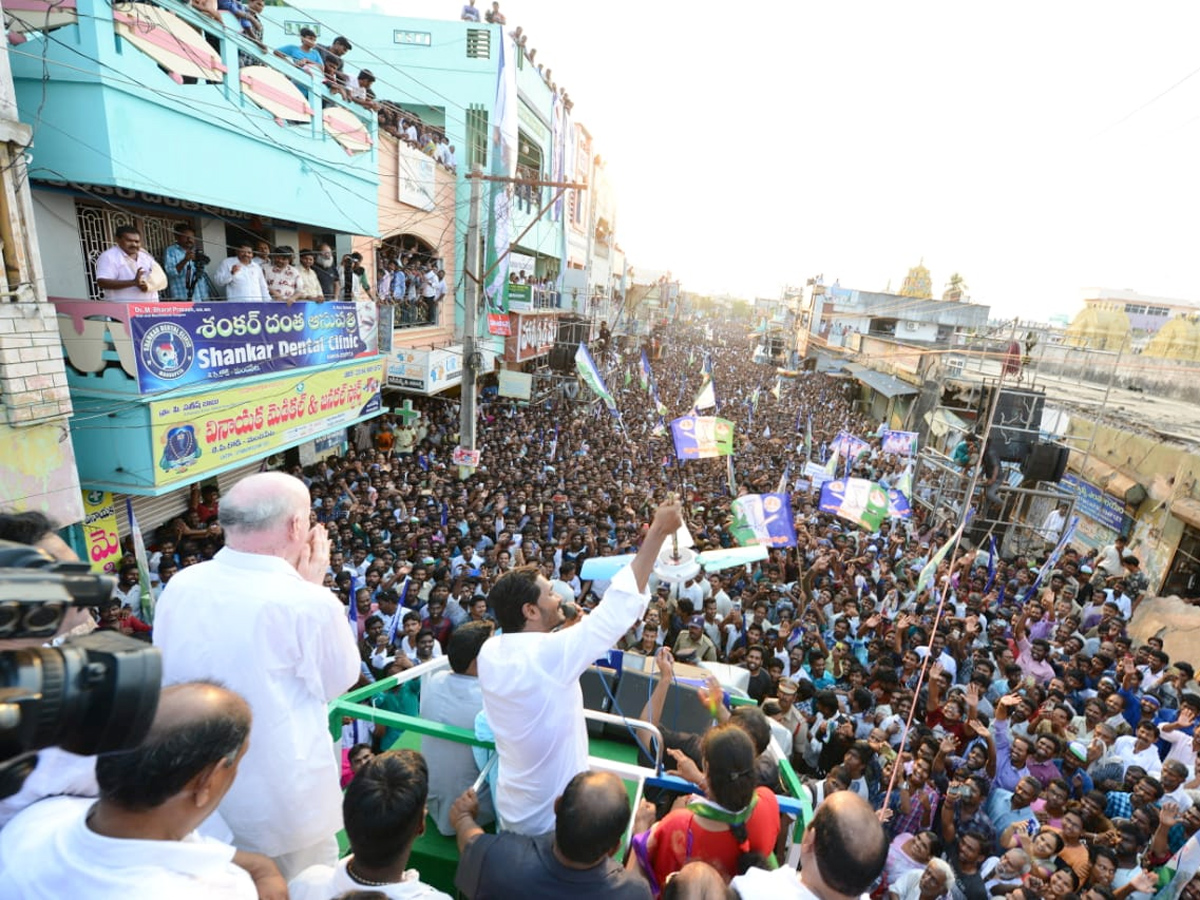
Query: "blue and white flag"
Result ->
[[886, 488, 913, 519], [639, 349, 653, 391], [125, 498, 155, 624], [985, 534, 998, 592], [1026, 515, 1080, 602], [730, 493, 797, 548], [670, 415, 734, 460], [574, 343, 616, 410]]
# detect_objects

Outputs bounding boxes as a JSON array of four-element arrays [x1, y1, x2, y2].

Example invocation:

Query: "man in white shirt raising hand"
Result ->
[[478, 497, 683, 835]]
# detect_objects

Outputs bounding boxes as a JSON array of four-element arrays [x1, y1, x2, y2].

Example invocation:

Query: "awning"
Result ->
[[1171, 497, 1200, 531], [1068, 451, 1147, 507], [843, 363, 919, 398], [925, 407, 973, 440]]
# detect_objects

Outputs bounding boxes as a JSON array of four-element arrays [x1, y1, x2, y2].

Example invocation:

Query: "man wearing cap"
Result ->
[[672, 614, 717, 663], [265, 247, 300, 304]]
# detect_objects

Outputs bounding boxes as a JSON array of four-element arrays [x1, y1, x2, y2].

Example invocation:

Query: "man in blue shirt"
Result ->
[[163, 223, 208, 301], [275, 27, 322, 69]]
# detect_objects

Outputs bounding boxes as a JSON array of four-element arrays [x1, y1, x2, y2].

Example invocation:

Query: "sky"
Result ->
[[375, 2, 1200, 320]]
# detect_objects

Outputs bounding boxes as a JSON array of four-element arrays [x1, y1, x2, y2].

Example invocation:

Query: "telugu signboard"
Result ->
[[129, 301, 374, 393], [149, 358, 384, 485], [81, 489, 120, 575], [1061, 473, 1132, 535], [504, 312, 558, 363], [386, 346, 463, 394]]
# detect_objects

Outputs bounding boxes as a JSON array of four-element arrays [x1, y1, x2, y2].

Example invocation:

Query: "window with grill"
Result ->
[[466, 28, 490, 59], [466, 104, 488, 169], [76, 201, 194, 299]]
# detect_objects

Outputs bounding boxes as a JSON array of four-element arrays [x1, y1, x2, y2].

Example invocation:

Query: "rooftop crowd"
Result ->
[[2, 318, 1198, 900]]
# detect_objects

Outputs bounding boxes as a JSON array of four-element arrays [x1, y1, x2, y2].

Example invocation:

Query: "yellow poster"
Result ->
[[81, 489, 121, 575], [149, 359, 385, 485]]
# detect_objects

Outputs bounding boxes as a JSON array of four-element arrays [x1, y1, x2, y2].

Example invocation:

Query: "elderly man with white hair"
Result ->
[[154, 472, 360, 879]]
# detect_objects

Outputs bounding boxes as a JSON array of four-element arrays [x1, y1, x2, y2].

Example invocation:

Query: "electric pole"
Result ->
[[461, 164, 482, 459], [459, 168, 587, 467]]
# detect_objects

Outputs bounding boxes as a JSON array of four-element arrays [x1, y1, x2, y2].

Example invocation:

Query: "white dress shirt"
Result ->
[[94, 246, 161, 301], [215, 256, 271, 301], [1113, 734, 1163, 778], [289, 857, 451, 899], [477, 564, 649, 835], [0, 747, 97, 829], [0, 796, 255, 899], [154, 547, 360, 857]]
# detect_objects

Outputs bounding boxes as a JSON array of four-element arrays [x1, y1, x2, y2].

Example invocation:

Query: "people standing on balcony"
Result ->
[[341, 252, 374, 302], [421, 264, 439, 324], [484, 1, 505, 25], [275, 27, 322, 71], [295, 250, 325, 302], [461, 0, 480, 21], [349, 70, 378, 111], [94, 225, 166, 301], [312, 243, 341, 301], [266, 247, 301, 304], [163, 223, 209, 302], [316, 35, 352, 78], [215, 242, 271, 302], [251, 239, 271, 269]]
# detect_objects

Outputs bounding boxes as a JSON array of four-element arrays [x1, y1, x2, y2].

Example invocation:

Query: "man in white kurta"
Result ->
[[0, 682, 267, 900], [478, 498, 682, 835], [154, 472, 360, 878]]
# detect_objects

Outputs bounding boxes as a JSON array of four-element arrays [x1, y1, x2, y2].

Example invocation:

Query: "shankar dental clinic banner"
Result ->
[[129, 302, 375, 393]]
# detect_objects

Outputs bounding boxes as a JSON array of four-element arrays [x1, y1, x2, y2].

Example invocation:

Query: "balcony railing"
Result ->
[[11, 0, 376, 155], [53, 298, 382, 396]]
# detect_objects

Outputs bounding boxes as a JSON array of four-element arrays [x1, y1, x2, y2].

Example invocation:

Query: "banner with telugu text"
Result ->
[[149, 358, 384, 486], [128, 301, 374, 393], [81, 489, 120, 575]]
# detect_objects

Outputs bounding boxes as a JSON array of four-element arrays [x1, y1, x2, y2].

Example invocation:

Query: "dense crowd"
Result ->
[[3, 319, 1198, 900]]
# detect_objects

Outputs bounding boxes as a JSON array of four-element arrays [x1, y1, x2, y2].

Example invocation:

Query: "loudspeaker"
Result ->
[[600, 669, 716, 743], [990, 388, 1045, 462], [550, 317, 591, 374], [1022, 442, 1068, 483], [579, 667, 617, 738]]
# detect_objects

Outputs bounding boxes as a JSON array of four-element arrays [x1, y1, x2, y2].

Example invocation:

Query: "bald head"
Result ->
[[220, 472, 310, 555], [663, 861, 730, 900], [95, 681, 250, 811], [555, 770, 630, 865], [805, 790, 887, 898]]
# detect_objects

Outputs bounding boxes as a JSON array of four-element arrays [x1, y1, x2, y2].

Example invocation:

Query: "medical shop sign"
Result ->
[[504, 312, 557, 363], [149, 358, 385, 486], [129, 301, 375, 393]]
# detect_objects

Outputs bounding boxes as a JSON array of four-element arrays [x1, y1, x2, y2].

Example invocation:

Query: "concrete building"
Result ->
[[0, 12, 83, 530]]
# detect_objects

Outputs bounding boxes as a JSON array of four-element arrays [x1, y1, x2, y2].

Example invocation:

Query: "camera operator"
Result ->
[[0, 513, 103, 828], [0, 681, 285, 899], [164, 224, 210, 302]]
